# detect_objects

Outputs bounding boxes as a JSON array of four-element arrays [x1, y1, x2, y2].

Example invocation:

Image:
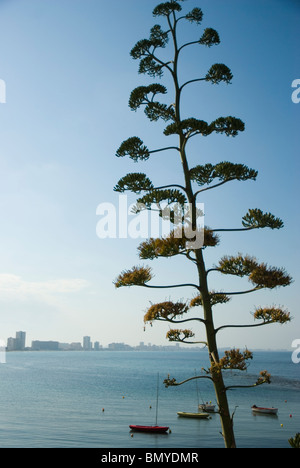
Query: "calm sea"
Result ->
[[0, 351, 299, 448]]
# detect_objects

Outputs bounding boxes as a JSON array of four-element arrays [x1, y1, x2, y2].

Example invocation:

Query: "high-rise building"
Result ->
[[83, 336, 91, 351], [94, 341, 103, 351], [7, 331, 26, 351], [7, 337, 16, 351], [15, 331, 26, 350]]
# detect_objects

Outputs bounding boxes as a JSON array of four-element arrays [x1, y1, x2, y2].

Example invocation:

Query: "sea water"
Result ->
[[0, 351, 299, 448]]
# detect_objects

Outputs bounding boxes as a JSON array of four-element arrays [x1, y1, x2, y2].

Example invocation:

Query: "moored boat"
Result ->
[[251, 405, 278, 415], [177, 412, 211, 419], [129, 425, 169, 433], [199, 403, 216, 413], [130, 374, 169, 434], [177, 371, 215, 419]]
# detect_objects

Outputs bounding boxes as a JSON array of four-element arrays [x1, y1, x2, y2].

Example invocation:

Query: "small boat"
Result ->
[[251, 405, 278, 415], [199, 403, 216, 413], [130, 374, 169, 434], [129, 425, 169, 434], [177, 412, 211, 419], [177, 370, 215, 419]]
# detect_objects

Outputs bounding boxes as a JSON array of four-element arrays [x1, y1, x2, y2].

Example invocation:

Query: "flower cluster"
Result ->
[[114, 266, 152, 288]]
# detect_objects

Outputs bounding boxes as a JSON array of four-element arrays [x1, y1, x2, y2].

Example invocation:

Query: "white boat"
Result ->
[[199, 403, 216, 413], [251, 405, 278, 415]]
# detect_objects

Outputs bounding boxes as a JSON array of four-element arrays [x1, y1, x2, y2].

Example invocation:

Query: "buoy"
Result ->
[[122, 396, 125, 399], [131, 434, 134, 438], [149, 405, 152, 409], [169, 429, 172, 434], [281, 424, 284, 428], [102, 408, 105, 412], [290, 414, 293, 418]]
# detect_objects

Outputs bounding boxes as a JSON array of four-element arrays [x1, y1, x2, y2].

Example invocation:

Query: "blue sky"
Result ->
[[0, 0, 299, 350]]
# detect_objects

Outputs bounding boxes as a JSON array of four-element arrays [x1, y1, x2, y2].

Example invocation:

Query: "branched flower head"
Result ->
[[219, 254, 293, 289], [210, 116, 245, 136], [153, 1, 182, 17], [211, 348, 253, 375], [149, 24, 169, 48], [129, 84, 175, 122], [185, 7, 203, 24], [190, 164, 215, 185], [213, 162, 257, 181], [242, 209, 284, 230], [253, 307, 291, 324], [130, 39, 152, 60], [206, 64, 233, 85], [130, 25, 168, 58], [116, 137, 150, 162], [114, 266, 152, 288], [199, 28, 220, 47], [190, 162, 257, 187], [164, 118, 210, 138], [129, 84, 167, 111], [166, 329, 195, 342], [256, 370, 271, 386], [190, 292, 231, 308], [136, 189, 187, 210], [219, 254, 259, 277], [138, 229, 188, 260], [114, 173, 154, 194], [249, 264, 292, 289], [164, 375, 177, 387], [144, 301, 189, 323]]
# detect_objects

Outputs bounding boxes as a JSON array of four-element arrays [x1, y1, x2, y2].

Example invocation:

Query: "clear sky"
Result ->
[[0, 0, 299, 350]]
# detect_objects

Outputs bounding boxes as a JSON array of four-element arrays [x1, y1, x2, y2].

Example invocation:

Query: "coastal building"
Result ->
[[16, 331, 26, 351], [7, 331, 26, 351], [70, 342, 83, 351], [31, 341, 59, 351], [83, 336, 92, 351], [7, 337, 17, 351], [108, 342, 132, 351]]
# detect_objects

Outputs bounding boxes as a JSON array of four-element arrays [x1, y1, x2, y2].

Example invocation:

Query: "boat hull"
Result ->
[[129, 425, 169, 433], [251, 406, 278, 415], [177, 412, 210, 419]]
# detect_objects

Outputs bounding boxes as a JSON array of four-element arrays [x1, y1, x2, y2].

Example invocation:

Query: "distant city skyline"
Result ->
[[4, 330, 293, 353], [5, 330, 186, 352]]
